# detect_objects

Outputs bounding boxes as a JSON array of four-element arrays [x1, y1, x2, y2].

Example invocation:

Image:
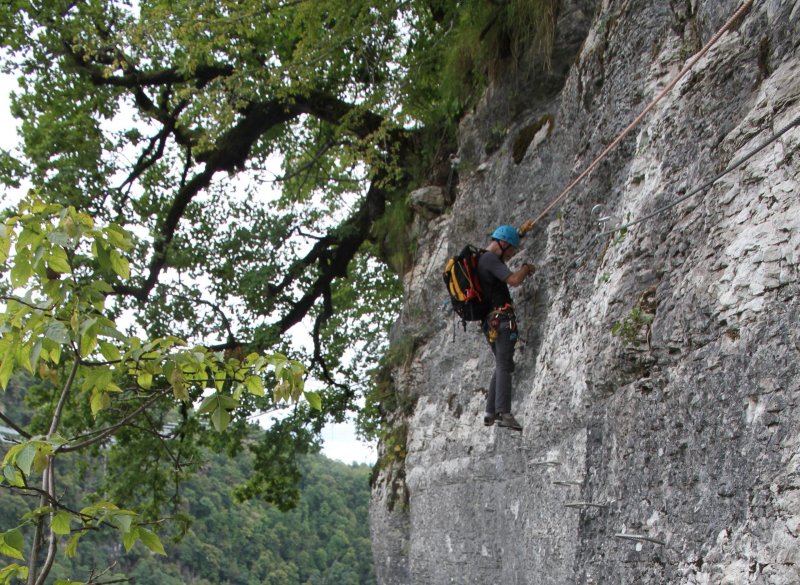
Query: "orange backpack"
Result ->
[[442, 245, 491, 327]]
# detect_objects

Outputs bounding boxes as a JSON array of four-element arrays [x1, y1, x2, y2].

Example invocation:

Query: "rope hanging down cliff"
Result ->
[[516, 0, 755, 237]]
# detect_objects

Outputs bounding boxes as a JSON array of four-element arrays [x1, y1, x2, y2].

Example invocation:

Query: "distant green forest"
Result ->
[[1, 381, 376, 585]]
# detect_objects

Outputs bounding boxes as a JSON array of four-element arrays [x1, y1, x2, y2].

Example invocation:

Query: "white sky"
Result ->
[[0, 72, 376, 465]]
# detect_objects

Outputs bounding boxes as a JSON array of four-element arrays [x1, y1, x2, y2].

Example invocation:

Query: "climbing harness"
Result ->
[[517, 0, 755, 237], [483, 304, 517, 344]]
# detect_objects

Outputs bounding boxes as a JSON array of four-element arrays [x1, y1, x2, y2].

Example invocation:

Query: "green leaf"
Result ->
[[245, 375, 265, 396], [82, 366, 113, 392], [0, 224, 10, 263], [137, 370, 153, 389], [99, 341, 122, 362], [2, 529, 24, 559], [48, 342, 62, 365], [32, 448, 49, 474], [90, 391, 111, 415], [218, 395, 239, 410], [0, 352, 14, 391], [0, 529, 25, 561], [137, 528, 166, 555], [2, 464, 24, 487], [3, 529, 23, 554], [15, 343, 33, 374], [122, 527, 139, 552], [93, 240, 111, 271], [0, 564, 28, 583], [274, 380, 290, 402], [211, 405, 230, 432], [169, 368, 189, 401], [9, 253, 32, 288], [29, 340, 43, 372], [196, 394, 218, 415], [44, 321, 70, 344], [17, 226, 41, 249], [105, 225, 131, 249], [51, 511, 72, 535], [65, 533, 81, 558], [109, 250, 130, 279], [113, 512, 134, 534], [10, 443, 36, 476], [290, 374, 305, 401], [79, 332, 98, 357], [47, 246, 71, 273], [305, 390, 322, 411]]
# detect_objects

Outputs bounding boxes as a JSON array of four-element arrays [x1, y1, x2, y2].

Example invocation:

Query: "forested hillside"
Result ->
[[1, 381, 375, 585]]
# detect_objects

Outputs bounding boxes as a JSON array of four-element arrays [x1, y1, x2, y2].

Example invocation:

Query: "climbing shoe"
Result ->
[[483, 413, 499, 426], [497, 413, 522, 431]]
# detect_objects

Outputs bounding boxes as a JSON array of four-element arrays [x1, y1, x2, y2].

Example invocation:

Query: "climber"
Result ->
[[477, 225, 534, 431]]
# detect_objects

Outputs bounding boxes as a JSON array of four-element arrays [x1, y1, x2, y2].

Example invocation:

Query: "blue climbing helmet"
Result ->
[[491, 225, 520, 248]]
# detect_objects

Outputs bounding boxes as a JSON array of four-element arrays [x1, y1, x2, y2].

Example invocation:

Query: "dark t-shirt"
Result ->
[[477, 251, 512, 310]]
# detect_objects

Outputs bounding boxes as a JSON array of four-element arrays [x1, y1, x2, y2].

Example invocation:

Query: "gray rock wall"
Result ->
[[370, 1, 800, 584]]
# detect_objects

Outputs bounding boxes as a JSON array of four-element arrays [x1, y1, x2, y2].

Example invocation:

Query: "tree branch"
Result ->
[[309, 287, 352, 398], [111, 88, 401, 303], [57, 389, 170, 453], [62, 40, 234, 89], [117, 126, 170, 192], [2, 484, 92, 520], [271, 137, 344, 183], [33, 463, 57, 585], [47, 358, 79, 438], [0, 410, 32, 440], [69, 38, 414, 345]]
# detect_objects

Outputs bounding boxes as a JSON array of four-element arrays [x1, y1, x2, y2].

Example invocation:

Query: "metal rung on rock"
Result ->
[[614, 533, 665, 546], [564, 501, 608, 509]]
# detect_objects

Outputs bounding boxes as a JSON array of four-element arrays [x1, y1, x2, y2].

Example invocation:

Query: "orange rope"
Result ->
[[519, 0, 754, 236]]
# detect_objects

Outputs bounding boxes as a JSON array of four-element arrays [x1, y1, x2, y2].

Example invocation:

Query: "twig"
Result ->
[[0, 295, 54, 312], [0, 411, 32, 439], [58, 389, 169, 453]]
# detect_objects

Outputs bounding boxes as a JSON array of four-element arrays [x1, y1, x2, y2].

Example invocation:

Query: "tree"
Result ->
[[0, 0, 558, 582], [0, 199, 307, 584], [1, 0, 424, 506]]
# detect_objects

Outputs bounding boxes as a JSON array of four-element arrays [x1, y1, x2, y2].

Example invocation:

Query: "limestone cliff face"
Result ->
[[369, 1, 800, 584]]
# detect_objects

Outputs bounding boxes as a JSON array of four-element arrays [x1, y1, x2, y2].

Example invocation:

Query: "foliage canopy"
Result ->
[[0, 0, 557, 582]]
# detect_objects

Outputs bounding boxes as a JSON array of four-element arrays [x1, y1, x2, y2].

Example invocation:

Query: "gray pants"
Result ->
[[484, 319, 517, 415]]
